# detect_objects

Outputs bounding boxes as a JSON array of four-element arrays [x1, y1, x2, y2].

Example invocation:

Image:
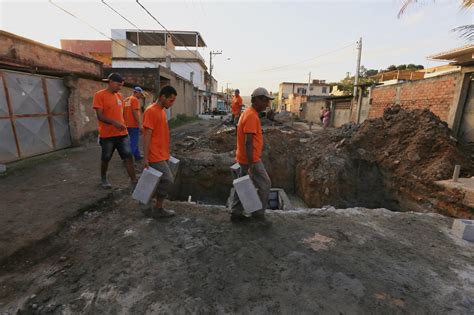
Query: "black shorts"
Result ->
[[99, 135, 132, 162]]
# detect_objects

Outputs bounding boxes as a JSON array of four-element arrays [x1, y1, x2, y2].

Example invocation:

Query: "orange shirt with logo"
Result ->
[[236, 107, 263, 164], [143, 103, 170, 163], [93, 89, 128, 138], [231, 95, 243, 116], [123, 95, 140, 128]]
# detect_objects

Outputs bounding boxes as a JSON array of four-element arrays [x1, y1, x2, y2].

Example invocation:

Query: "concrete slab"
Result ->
[[436, 178, 474, 207], [169, 156, 180, 177], [132, 167, 163, 205], [233, 175, 262, 214], [230, 163, 241, 179], [452, 219, 474, 242]]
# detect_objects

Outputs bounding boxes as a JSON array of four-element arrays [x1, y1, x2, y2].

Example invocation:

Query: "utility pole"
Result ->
[[306, 71, 311, 96], [353, 37, 362, 97], [207, 50, 222, 112]]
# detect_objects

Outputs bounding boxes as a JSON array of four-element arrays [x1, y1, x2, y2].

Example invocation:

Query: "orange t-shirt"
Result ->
[[93, 89, 128, 138], [143, 103, 170, 163], [236, 107, 263, 164], [123, 95, 140, 128], [232, 95, 243, 116]]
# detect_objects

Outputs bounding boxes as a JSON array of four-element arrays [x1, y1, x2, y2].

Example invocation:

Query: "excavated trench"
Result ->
[[168, 131, 400, 211]]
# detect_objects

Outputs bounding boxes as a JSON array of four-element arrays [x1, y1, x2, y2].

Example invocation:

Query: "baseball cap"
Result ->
[[103, 73, 124, 83], [133, 86, 144, 93], [251, 87, 274, 100]]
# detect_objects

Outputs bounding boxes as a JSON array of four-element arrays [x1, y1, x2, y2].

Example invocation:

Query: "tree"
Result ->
[[396, 64, 407, 70], [387, 65, 397, 71], [365, 69, 379, 77], [398, 0, 473, 42]]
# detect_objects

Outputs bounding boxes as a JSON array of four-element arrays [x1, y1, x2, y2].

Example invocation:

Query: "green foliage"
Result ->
[[168, 114, 199, 129]]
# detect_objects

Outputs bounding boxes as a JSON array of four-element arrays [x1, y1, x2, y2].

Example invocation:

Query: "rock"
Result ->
[[394, 160, 400, 165], [335, 139, 346, 149], [30, 294, 36, 300], [59, 256, 68, 262], [357, 148, 366, 156], [407, 152, 421, 162]]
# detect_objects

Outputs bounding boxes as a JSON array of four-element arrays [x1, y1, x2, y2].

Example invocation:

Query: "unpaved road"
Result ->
[[1, 196, 473, 314]]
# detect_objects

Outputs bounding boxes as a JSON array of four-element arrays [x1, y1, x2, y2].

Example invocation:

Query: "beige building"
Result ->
[[278, 80, 330, 111]]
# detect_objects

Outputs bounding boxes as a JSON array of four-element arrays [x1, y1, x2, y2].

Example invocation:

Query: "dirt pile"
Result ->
[[352, 106, 471, 182], [296, 106, 473, 217]]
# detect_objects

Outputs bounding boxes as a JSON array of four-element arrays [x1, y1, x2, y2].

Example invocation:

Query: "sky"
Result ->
[[0, 0, 472, 95]]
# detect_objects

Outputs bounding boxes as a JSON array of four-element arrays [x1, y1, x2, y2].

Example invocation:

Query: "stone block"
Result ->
[[233, 175, 262, 214], [452, 219, 474, 242], [230, 163, 241, 179], [169, 156, 180, 177], [132, 166, 163, 205]]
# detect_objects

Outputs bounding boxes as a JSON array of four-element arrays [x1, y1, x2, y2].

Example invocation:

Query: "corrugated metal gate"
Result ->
[[0, 70, 71, 163]]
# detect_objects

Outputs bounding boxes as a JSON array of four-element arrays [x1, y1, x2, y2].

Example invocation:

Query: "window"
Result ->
[[322, 87, 327, 93], [297, 88, 307, 94]]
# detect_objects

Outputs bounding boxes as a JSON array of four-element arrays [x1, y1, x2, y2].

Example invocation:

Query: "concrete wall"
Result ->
[[332, 101, 352, 128], [0, 31, 102, 77], [369, 72, 460, 123], [65, 77, 136, 145], [159, 67, 197, 118], [302, 99, 327, 123]]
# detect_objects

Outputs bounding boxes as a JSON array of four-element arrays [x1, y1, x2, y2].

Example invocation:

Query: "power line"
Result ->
[[49, 0, 146, 60], [101, 0, 198, 74], [260, 43, 355, 72]]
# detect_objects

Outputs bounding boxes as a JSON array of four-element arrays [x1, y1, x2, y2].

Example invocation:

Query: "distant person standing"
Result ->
[[124, 87, 144, 161], [231, 87, 273, 226], [231, 89, 243, 125], [323, 107, 331, 129], [320, 106, 325, 125], [142, 86, 178, 219], [93, 73, 137, 189]]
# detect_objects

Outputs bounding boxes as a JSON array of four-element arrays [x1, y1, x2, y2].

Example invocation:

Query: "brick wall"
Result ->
[[369, 72, 460, 122], [0, 31, 102, 77]]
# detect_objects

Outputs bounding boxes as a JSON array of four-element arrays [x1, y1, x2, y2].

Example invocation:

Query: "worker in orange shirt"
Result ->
[[231, 88, 243, 126], [93, 73, 137, 189], [231, 87, 273, 225], [142, 86, 177, 219], [124, 86, 144, 161]]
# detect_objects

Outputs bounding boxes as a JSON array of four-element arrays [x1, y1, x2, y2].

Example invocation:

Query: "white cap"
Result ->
[[251, 87, 274, 100]]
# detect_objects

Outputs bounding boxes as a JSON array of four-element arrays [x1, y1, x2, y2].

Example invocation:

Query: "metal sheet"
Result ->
[[0, 76, 9, 117], [15, 117, 53, 157], [51, 115, 71, 149], [5, 72, 46, 115], [46, 78, 70, 113], [0, 119, 19, 162]]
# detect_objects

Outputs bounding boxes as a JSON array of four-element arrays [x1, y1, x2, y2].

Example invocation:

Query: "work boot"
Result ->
[[151, 208, 176, 219], [101, 178, 112, 189], [230, 213, 250, 223]]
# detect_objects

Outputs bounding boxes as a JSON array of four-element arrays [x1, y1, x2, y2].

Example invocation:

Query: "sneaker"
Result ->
[[101, 178, 112, 189], [230, 213, 250, 223], [151, 208, 176, 219]]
